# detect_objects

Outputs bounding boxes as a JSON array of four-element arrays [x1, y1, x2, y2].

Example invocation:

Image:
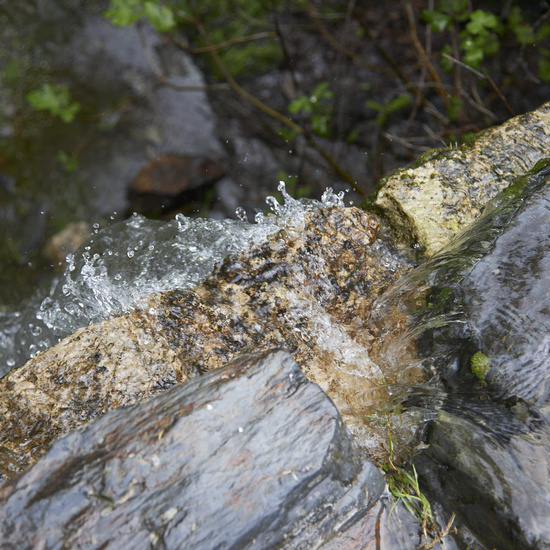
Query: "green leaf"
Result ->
[[310, 81, 334, 102], [56, 150, 79, 173], [311, 114, 331, 137], [539, 58, 550, 82], [143, 1, 176, 32], [446, 96, 463, 122], [466, 10, 500, 35], [365, 99, 383, 112], [440, 44, 454, 72], [513, 23, 535, 45], [422, 10, 451, 32], [26, 83, 81, 123], [385, 93, 412, 112], [288, 95, 312, 114], [536, 24, 550, 41], [507, 6, 523, 29], [103, 0, 143, 27], [462, 45, 483, 68]]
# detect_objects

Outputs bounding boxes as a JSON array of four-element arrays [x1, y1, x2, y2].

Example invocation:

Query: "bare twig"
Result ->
[[137, 24, 229, 93], [352, 7, 447, 124], [187, 6, 366, 196], [442, 53, 515, 116], [308, 2, 395, 77], [401, 0, 450, 107], [419, 513, 456, 550], [190, 31, 277, 53]]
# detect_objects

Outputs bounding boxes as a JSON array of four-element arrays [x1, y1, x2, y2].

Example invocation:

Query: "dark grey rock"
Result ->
[[373, 159, 550, 549], [414, 411, 550, 550], [0, 350, 384, 549]]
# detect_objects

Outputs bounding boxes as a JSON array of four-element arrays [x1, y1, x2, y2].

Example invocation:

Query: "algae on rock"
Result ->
[[375, 101, 550, 256]]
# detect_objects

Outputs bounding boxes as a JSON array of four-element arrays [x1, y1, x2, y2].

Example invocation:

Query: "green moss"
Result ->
[[470, 351, 490, 381]]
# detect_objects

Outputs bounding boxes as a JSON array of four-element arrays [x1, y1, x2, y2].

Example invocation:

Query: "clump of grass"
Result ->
[[379, 417, 456, 548]]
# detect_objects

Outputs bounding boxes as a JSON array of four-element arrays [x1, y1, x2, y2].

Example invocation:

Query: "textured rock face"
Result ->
[[374, 160, 550, 549], [0, 350, 385, 549], [0, 206, 408, 481], [375, 101, 550, 256]]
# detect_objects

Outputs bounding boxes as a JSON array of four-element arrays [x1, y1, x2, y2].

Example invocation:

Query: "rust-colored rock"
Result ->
[[132, 155, 224, 196]]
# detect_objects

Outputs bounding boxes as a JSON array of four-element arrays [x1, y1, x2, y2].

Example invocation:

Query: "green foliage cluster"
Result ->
[[366, 93, 412, 127], [288, 82, 334, 137], [104, 0, 307, 77], [104, 0, 177, 32], [25, 83, 81, 123], [423, 0, 550, 80]]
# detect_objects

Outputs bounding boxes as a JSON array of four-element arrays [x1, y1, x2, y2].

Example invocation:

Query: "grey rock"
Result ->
[[373, 159, 550, 548], [0, 350, 384, 550]]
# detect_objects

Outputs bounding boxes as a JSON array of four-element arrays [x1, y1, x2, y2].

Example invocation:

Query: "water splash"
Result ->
[[0, 185, 346, 375]]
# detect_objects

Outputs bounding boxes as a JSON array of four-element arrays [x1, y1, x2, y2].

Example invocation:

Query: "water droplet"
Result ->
[[235, 207, 247, 222]]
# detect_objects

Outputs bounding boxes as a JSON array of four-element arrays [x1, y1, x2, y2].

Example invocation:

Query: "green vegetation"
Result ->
[[288, 82, 334, 138], [378, 417, 456, 547], [104, 0, 177, 32], [366, 93, 413, 127], [423, 1, 550, 80], [5, 0, 550, 201], [26, 83, 81, 123], [470, 351, 490, 381]]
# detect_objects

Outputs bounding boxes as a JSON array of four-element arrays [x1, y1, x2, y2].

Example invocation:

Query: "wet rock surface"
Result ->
[[375, 101, 550, 256], [0, 206, 408, 481], [0, 350, 385, 549], [374, 160, 550, 548]]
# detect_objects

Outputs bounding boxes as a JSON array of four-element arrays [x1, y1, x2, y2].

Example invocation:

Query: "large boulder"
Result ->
[[375, 101, 550, 256], [0, 206, 407, 481], [0, 350, 385, 549]]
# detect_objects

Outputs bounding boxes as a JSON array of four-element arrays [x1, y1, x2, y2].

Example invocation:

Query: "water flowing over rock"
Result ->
[[3, 104, 550, 549], [0, 206, 409, 482], [372, 159, 550, 549], [375, 101, 550, 256], [0, 350, 385, 549]]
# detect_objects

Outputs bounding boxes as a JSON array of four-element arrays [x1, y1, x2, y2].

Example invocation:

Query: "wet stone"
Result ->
[[0, 206, 408, 481], [375, 101, 550, 256], [373, 160, 550, 549], [0, 350, 385, 549]]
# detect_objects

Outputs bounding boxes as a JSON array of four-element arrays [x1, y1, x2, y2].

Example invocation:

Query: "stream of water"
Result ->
[[0, 184, 349, 376]]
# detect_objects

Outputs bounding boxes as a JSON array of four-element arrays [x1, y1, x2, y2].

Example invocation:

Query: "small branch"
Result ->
[[308, 2, 395, 78], [441, 53, 515, 116], [190, 31, 277, 53], [137, 24, 229, 93], [187, 8, 366, 196], [401, 0, 450, 107], [352, 7, 447, 124]]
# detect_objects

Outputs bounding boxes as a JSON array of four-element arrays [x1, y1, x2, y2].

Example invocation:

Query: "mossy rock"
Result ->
[[375, 101, 550, 256]]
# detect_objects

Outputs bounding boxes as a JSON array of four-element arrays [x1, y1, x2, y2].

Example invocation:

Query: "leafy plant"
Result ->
[[56, 150, 79, 173], [26, 83, 81, 123], [104, 0, 177, 32], [288, 81, 335, 137], [365, 93, 412, 127], [424, 1, 550, 80]]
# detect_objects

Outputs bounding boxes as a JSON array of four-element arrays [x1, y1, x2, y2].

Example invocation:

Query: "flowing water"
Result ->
[[0, 184, 349, 376], [2, 161, 550, 548]]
